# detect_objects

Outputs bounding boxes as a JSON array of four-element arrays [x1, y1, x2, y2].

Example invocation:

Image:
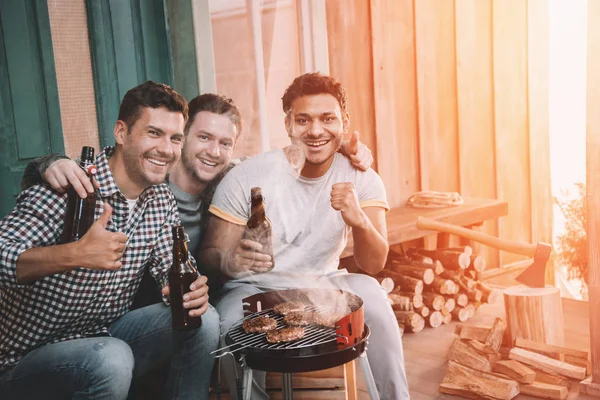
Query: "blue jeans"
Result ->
[[0, 303, 220, 400]]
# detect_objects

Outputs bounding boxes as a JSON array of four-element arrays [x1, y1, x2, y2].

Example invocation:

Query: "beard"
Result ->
[[180, 150, 218, 185]]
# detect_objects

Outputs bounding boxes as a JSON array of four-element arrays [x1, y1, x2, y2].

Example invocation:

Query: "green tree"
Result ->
[[555, 182, 588, 295]]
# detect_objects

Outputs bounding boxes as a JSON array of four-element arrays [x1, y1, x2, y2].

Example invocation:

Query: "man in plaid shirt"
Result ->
[[0, 81, 220, 400]]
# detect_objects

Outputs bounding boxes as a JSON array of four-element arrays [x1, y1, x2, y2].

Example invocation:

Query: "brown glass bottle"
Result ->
[[59, 146, 98, 244], [244, 187, 274, 270], [169, 225, 202, 330]]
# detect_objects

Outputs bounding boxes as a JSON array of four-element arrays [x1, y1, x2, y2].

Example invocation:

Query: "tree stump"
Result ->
[[503, 285, 564, 347]]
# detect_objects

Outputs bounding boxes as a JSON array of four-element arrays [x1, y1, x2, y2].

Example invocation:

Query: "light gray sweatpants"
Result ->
[[214, 273, 410, 399]]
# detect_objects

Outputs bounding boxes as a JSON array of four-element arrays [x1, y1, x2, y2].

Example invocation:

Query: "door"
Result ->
[[0, 0, 64, 218], [86, 0, 173, 147]]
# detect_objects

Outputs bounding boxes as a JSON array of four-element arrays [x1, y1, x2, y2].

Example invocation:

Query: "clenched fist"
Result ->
[[330, 182, 366, 228]]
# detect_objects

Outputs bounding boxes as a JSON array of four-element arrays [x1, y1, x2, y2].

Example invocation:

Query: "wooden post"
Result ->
[[343, 360, 358, 400], [582, 0, 600, 394]]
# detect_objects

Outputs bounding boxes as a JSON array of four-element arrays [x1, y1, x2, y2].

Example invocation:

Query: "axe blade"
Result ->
[[515, 242, 552, 288]]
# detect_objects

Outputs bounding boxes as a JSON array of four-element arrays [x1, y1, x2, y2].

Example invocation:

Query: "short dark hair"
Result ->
[[281, 72, 348, 115], [118, 81, 188, 129], [185, 93, 243, 138]]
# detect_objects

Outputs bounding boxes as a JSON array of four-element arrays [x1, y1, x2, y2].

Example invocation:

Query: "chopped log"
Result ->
[[389, 294, 412, 311], [447, 339, 492, 372], [504, 286, 564, 347], [442, 313, 452, 324], [451, 306, 470, 322], [379, 271, 424, 294], [432, 259, 444, 275], [492, 360, 536, 384], [470, 254, 487, 272], [508, 347, 587, 380], [466, 288, 483, 303], [478, 281, 501, 304], [394, 310, 425, 333], [439, 360, 519, 399], [427, 310, 443, 328], [514, 337, 588, 360], [398, 292, 423, 308], [564, 354, 591, 374], [443, 297, 456, 313], [453, 292, 469, 307], [485, 318, 506, 353], [428, 276, 455, 295], [388, 262, 435, 285], [464, 303, 477, 318], [414, 305, 430, 317], [454, 324, 490, 342], [421, 292, 445, 311], [377, 276, 395, 294], [442, 245, 473, 256], [499, 347, 511, 360], [404, 251, 434, 265], [467, 341, 501, 363], [519, 382, 568, 400], [408, 248, 470, 270], [528, 365, 571, 388]]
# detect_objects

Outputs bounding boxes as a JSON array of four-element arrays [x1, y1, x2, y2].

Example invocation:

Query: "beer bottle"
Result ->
[[245, 187, 274, 270], [169, 225, 202, 330], [59, 146, 98, 243]]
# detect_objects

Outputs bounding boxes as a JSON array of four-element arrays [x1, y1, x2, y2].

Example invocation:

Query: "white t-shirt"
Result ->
[[209, 149, 389, 287]]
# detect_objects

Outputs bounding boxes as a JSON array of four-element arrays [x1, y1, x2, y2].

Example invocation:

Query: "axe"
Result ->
[[416, 217, 552, 288]]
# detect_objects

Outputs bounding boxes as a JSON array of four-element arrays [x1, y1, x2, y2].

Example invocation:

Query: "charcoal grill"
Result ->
[[214, 288, 380, 400]]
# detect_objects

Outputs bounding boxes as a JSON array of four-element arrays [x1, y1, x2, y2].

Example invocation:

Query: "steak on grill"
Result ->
[[273, 301, 305, 316], [242, 316, 277, 333], [283, 311, 313, 326], [266, 326, 306, 343]]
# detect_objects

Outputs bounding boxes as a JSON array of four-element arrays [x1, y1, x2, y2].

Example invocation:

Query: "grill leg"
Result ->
[[242, 365, 253, 400], [282, 373, 294, 400], [358, 352, 380, 400]]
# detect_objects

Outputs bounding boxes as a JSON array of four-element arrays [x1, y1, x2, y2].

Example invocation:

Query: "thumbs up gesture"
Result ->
[[340, 130, 374, 171], [77, 203, 128, 270], [331, 182, 364, 228]]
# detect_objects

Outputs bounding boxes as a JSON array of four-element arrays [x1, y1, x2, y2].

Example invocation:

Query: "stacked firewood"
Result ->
[[440, 318, 591, 399], [376, 246, 501, 333]]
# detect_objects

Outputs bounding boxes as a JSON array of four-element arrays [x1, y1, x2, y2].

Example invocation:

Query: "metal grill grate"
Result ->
[[227, 305, 342, 352]]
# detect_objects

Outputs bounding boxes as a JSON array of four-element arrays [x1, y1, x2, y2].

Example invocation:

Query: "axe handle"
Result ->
[[416, 217, 537, 257]]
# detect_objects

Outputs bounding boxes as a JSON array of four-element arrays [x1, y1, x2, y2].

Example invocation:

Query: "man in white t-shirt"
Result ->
[[199, 72, 409, 399]]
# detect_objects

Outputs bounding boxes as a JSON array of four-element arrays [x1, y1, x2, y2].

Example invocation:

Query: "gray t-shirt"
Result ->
[[209, 149, 389, 287], [168, 180, 203, 255]]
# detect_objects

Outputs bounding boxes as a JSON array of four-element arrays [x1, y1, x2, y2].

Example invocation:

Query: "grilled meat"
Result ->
[[273, 301, 305, 316], [283, 311, 313, 326], [242, 316, 277, 333], [266, 326, 306, 343]]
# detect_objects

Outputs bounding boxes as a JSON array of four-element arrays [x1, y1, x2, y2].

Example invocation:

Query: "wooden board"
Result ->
[[325, 0, 377, 170], [342, 198, 507, 258], [587, 0, 600, 384], [454, 0, 499, 270], [492, 0, 532, 267], [414, 0, 459, 194], [369, 0, 420, 208], [527, 0, 554, 286]]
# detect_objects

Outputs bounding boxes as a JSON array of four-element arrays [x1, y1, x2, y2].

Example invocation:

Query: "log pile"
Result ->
[[378, 246, 500, 333], [440, 318, 591, 399]]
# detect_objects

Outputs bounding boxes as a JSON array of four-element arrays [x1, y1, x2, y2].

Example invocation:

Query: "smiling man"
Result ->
[[199, 73, 409, 399], [0, 81, 220, 400]]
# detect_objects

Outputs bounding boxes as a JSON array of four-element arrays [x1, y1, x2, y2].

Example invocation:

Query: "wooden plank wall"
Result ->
[[326, 0, 552, 278]]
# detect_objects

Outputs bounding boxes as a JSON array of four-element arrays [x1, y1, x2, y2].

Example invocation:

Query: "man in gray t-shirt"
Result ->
[[200, 73, 409, 400]]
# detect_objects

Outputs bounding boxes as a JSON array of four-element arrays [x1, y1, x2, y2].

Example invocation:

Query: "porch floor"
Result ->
[[210, 296, 594, 399]]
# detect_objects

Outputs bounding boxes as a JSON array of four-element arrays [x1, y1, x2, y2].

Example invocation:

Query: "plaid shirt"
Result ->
[[0, 147, 182, 372]]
